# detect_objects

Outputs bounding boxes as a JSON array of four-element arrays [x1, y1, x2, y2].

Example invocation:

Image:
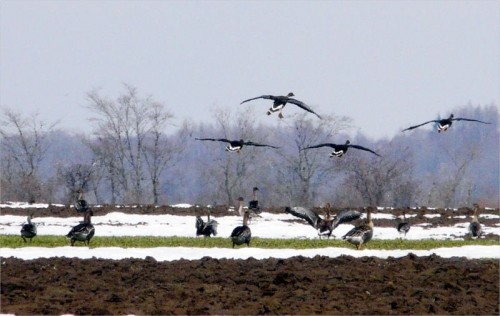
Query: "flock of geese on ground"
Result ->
[[20, 189, 483, 250], [20, 92, 489, 248], [195, 92, 490, 156]]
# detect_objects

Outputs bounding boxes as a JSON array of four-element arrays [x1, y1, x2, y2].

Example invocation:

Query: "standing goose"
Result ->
[[469, 204, 482, 239], [248, 187, 262, 223], [195, 138, 279, 153], [66, 210, 95, 246], [303, 140, 381, 158], [240, 92, 321, 119], [396, 211, 411, 240], [343, 207, 374, 250], [195, 210, 218, 237], [230, 198, 252, 248], [402, 114, 490, 133], [75, 189, 89, 213], [285, 204, 362, 239], [20, 214, 37, 243]]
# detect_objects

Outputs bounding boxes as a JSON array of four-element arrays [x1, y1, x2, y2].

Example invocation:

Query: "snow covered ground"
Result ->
[[1, 203, 499, 261]]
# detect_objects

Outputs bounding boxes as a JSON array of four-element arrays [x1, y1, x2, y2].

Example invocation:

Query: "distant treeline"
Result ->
[[1, 87, 498, 208]]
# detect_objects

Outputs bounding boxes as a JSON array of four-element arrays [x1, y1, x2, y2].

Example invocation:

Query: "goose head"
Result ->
[[345, 140, 351, 145], [286, 92, 295, 97]]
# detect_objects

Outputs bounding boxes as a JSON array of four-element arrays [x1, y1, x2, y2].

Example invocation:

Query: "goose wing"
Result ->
[[195, 138, 231, 143], [243, 141, 279, 149], [348, 144, 382, 157], [285, 206, 320, 229], [303, 143, 336, 150], [397, 222, 411, 234], [287, 98, 322, 119], [452, 117, 490, 124], [195, 216, 204, 231], [333, 209, 362, 229], [342, 224, 372, 240], [240, 95, 275, 104], [402, 120, 439, 132], [208, 220, 218, 236]]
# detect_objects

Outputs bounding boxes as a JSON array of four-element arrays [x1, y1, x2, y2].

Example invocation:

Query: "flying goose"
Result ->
[[285, 204, 362, 239], [230, 198, 252, 248], [195, 210, 218, 237], [20, 214, 37, 243], [342, 207, 374, 250], [240, 92, 321, 119], [66, 210, 95, 246], [469, 204, 482, 239], [303, 140, 381, 158], [402, 114, 490, 133], [195, 138, 279, 153]]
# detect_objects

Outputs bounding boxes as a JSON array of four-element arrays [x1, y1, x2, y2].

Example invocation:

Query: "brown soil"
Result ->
[[1, 254, 498, 315]]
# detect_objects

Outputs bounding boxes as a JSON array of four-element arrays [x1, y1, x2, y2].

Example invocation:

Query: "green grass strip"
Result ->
[[1, 235, 499, 250]]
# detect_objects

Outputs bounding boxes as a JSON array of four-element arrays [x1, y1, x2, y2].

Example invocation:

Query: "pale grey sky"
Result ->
[[1, 0, 498, 139]]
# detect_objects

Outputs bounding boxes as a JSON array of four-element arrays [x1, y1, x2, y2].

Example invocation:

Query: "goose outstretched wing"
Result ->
[[402, 120, 439, 132], [243, 141, 280, 149], [240, 95, 274, 104], [348, 144, 382, 157], [302, 143, 337, 150], [452, 117, 490, 124], [285, 206, 320, 229], [195, 138, 231, 143], [287, 98, 322, 119], [333, 209, 362, 229]]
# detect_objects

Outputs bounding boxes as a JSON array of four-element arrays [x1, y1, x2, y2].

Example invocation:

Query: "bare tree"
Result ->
[[0, 109, 57, 202], [143, 102, 185, 204], [333, 141, 418, 207], [87, 85, 176, 204], [272, 113, 351, 206], [192, 106, 266, 205], [56, 163, 94, 203], [427, 143, 480, 207]]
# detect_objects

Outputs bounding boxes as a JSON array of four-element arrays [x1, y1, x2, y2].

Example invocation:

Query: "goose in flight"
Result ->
[[195, 138, 279, 153], [240, 92, 321, 119], [402, 114, 490, 133], [303, 140, 381, 158]]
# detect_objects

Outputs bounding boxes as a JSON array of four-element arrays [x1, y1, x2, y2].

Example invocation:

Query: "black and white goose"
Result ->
[[240, 92, 321, 119], [396, 211, 411, 240], [285, 204, 362, 239], [75, 189, 89, 213], [20, 214, 37, 243], [195, 210, 218, 237], [195, 138, 279, 153], [303, 140, 381, 158], [402, 114, 490, 133], [66, 210, 95, 246], [230, 198, 252, 248], [343, 207, 374, 250], [469, 204, 482, 239]]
